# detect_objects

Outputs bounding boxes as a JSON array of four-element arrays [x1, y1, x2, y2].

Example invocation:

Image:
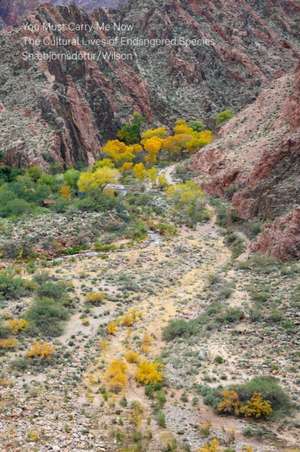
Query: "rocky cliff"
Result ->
[[192, 63, 300, 260], [0, 0, 126, 26], [0, 0, 299, 168]]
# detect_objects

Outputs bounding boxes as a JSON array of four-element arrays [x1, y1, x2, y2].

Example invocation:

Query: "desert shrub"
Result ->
[[0, 338, 18, 349], [215, 109, 234, 127], [154, 222, 177, 237], [1, 198, 33, 217], [1, 240, 34, 260], [235, 377, 290, 415], [140, 332, 152, 353], [202, 377, 290, 419], [26, 341, 55, 359], [188, 119, 205, 132], [156, 410, 166, 428], [125, 220, 148, 241], [120, 309, 141, 327], [94, 242, 117, 252], [63, 168, 80, 189], [106, 321, 118, 335], [0, 321, 10, 338], [7, 319, 28, 334], [166, 181, 208, 226], [0, 269, 32, 300], [124, 350, 141, 364], [135, 360, 164, 385], [25, 298, 69, 337], [36, 280, 68, 301], [195, 384, 222, 409], [105, 359, 128, 392], [85, 291, 106, 305], [163, 318, 197, 341], [239, 393, 273, 418], [75, 190, 120, 212], [217, 389, 272, 419], [198, 438, 220, 452], [221, 307, 244, 323]]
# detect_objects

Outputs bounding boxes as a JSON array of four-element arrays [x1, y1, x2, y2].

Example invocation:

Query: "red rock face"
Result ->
[[0, 0, 126, 25], [251, 208, 300, 261], [192, 64, 300, 260]]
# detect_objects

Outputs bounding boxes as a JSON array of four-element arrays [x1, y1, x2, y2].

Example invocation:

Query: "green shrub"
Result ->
[[188, 119, 205, 132], [163, 319, 197, 341], [156, 410, 166, 428], [36, 280, 68, 301], [0, 269, 32, 300], [215, 109, 234, 127], [64, 168, 80, 189], [117, 112, 144, 144], [126, 221, 148, 241], [25, 298, 69, 337], [221, 308, 243, 323]]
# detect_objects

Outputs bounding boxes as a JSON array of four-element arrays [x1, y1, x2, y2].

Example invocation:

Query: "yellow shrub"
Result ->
[[93, 158, 115, 169], [140, 332, 152, 353], [120, 309, 142, 327], [124, 350, 141, 364], [198, 130, 213, 146], [198, 438, 220, 452], [105, 359, 127, 393], [107, 321, 118, 335], [142, 127, 168, 139], [59, 184, 72, 199], [174, 119, 194, 135], [133, 162, 146, 180], [85, 291, 106, 304], [26, 341, 54, 359], [135, 360, 163, 385], [120, 161, 133, 172], [130, 401, 144, 428], [239, 392, 272, 418], [0, 338, 18, 349], [7, 318, 28, 334], [26, 430, 40, 442], [218, 390, 272, 419], [217, 390, 240, 416]]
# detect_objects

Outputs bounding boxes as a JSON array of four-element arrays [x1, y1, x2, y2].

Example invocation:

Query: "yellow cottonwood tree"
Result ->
[[78, 167, 120, 192]]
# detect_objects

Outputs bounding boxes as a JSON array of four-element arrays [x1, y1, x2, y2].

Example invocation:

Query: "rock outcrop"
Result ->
[[0, 0, 127, 25], [0, 1, 299, 168], [192, 63, 300, 260]]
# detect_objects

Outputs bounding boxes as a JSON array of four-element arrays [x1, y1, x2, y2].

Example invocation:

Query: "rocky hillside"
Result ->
[[0, 0, 299, 167], [192, 63, 300, 260], [0, 0, 126, 25]]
